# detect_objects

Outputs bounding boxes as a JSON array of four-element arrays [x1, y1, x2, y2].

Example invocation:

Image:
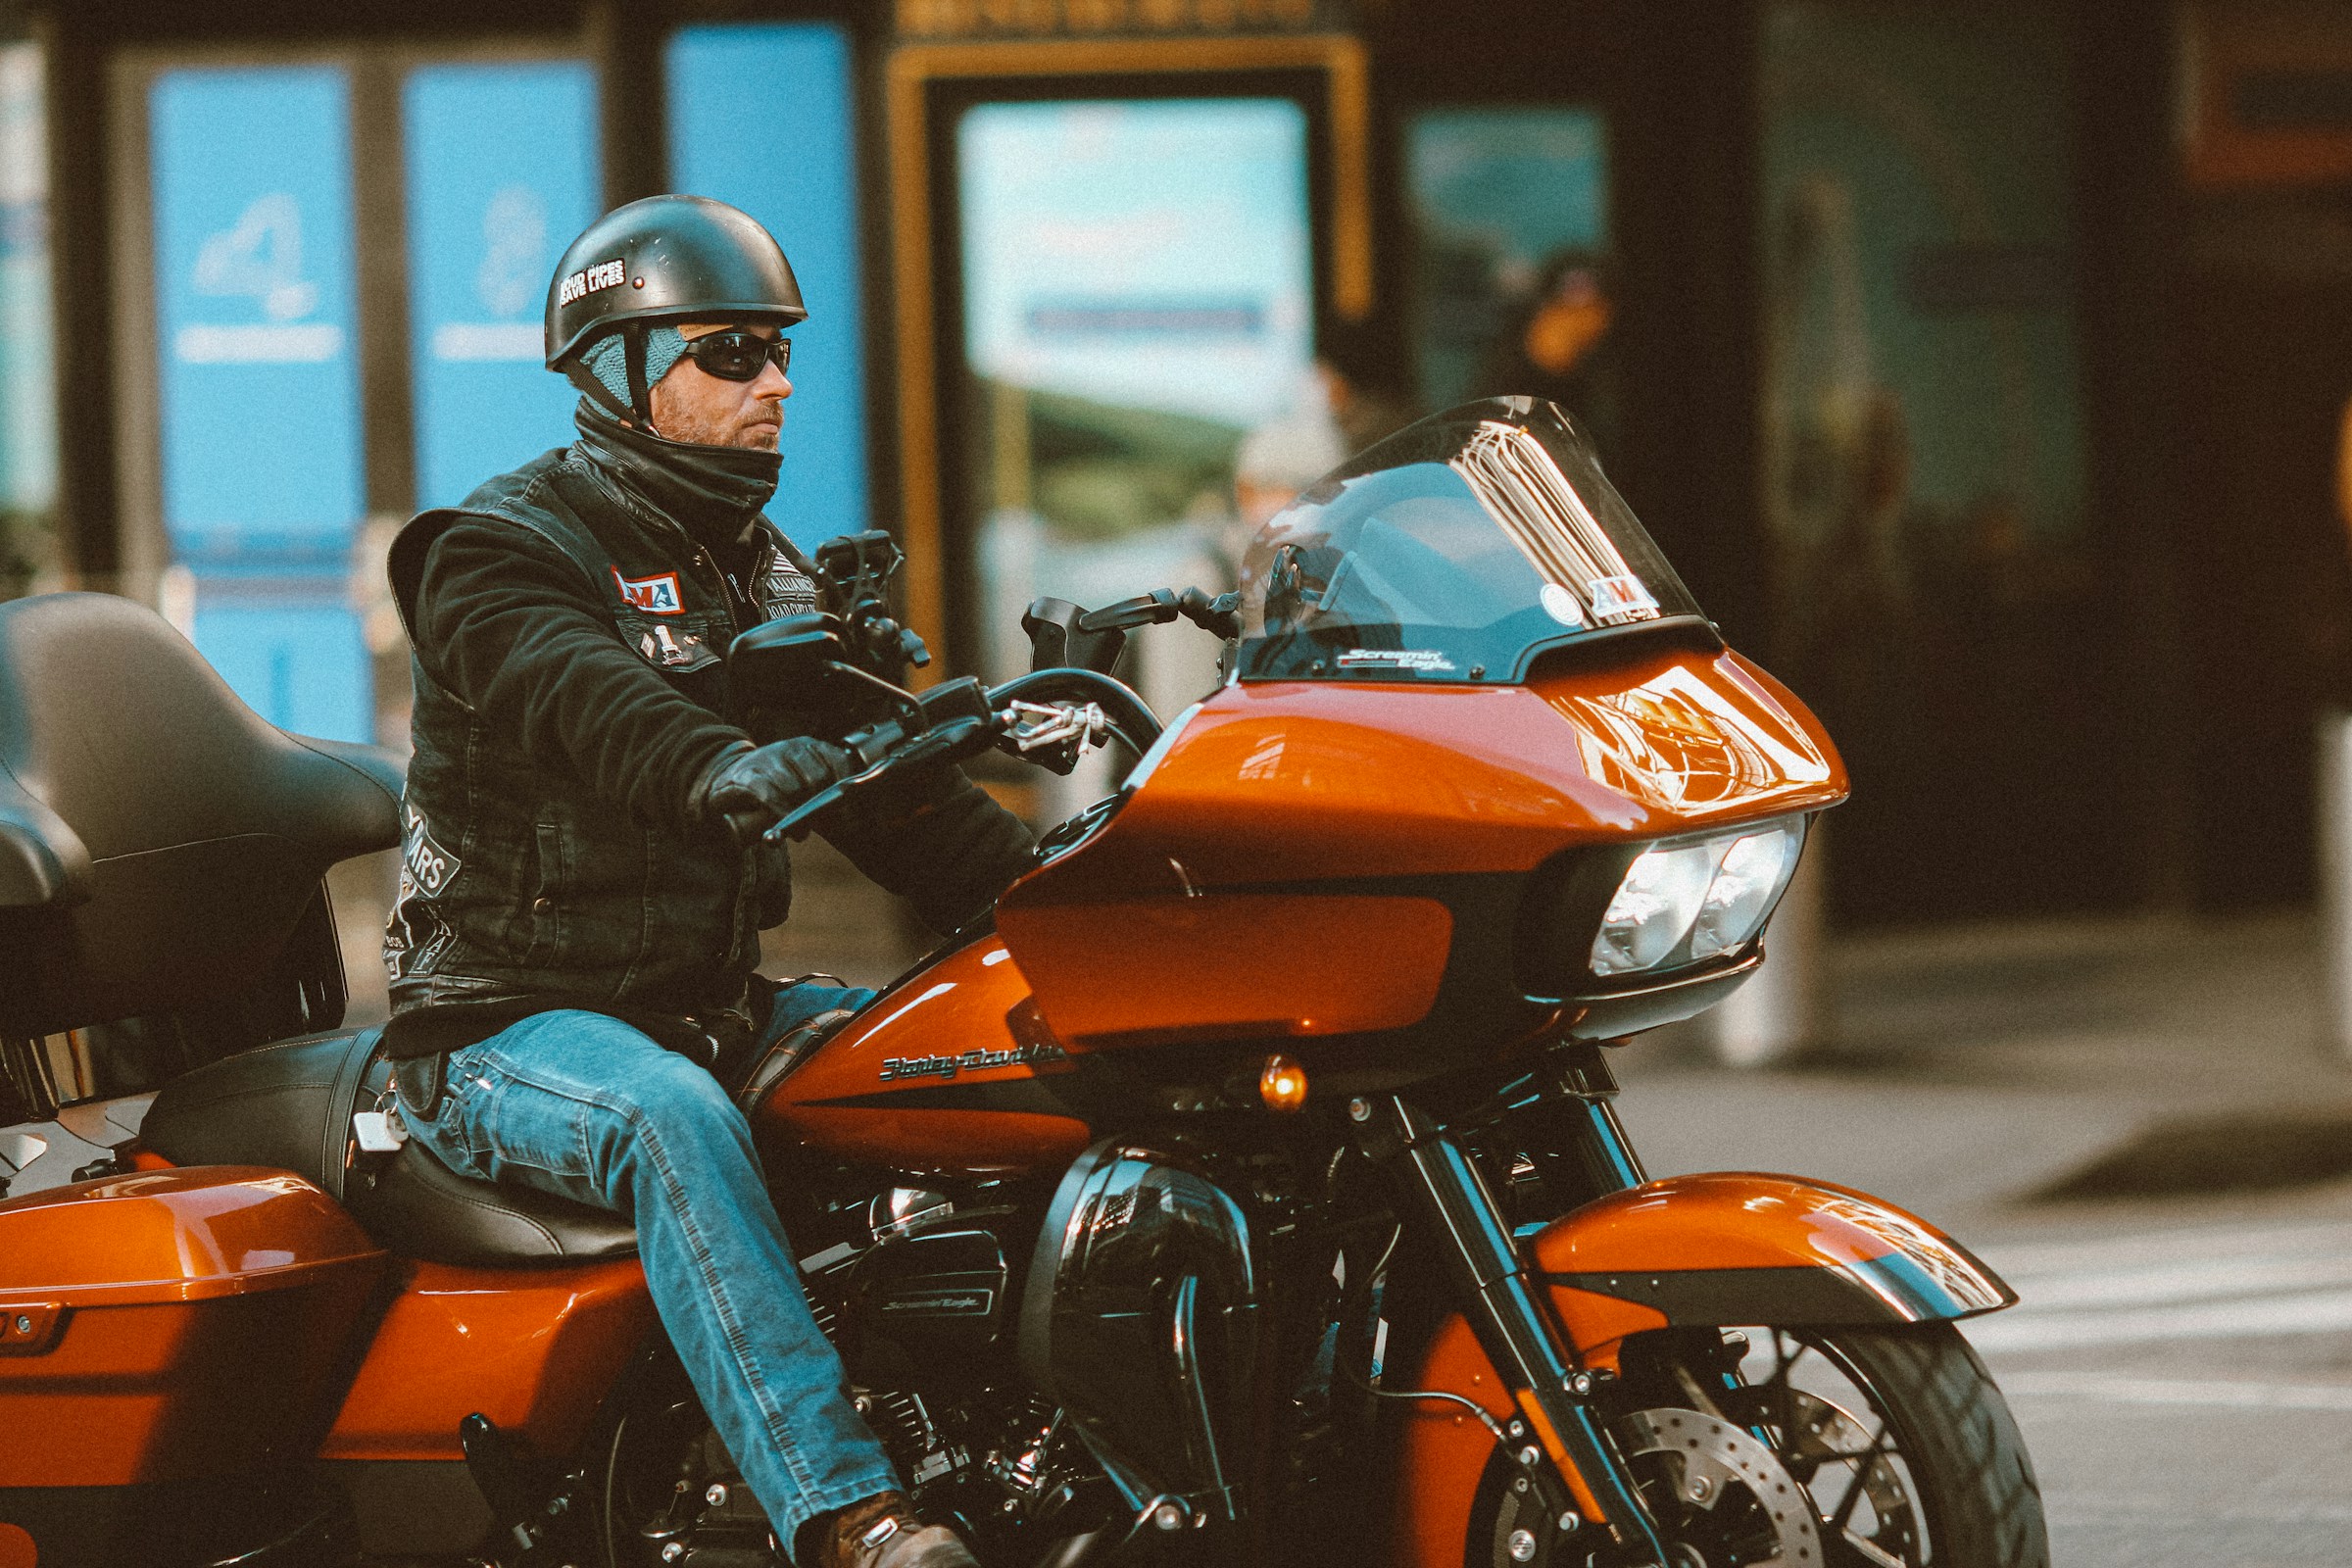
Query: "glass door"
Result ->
[[956, 94, 1316, 726], [117, 44, 600, 747]]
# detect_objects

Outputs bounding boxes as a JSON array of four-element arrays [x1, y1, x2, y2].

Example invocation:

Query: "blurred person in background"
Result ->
[[1473, 248, 1620, 459], [1230, 366, 1348, 555], [1222, 330, 1416, 586]]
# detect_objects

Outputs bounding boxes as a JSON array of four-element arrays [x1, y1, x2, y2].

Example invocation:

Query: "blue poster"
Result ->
[[404, 63, 601, 510], [0, 43, 55, 524], [667, 24, 866, 549], [150, 67, 362, 560], [192, 595, 370, 744]]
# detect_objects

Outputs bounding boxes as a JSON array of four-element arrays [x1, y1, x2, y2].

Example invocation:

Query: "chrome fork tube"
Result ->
[[1353, 1094, 1668, 1565]]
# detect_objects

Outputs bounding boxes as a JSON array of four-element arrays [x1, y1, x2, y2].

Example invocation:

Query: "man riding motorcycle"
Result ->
[[379, 194, 1034, 1568]]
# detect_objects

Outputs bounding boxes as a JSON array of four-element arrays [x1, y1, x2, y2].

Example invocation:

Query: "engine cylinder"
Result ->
[[1017, 1141, 1258, 1518]]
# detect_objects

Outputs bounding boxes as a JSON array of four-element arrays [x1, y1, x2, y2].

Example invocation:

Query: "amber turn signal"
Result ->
[[1259, 1054, 1308, 1112]]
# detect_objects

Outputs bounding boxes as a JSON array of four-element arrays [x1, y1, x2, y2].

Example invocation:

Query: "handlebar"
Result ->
[[759, 677, 995, 842], [753, 667, 1164, 843], [1022, 586, 1240, 675], [737, 576, 1216, 842]]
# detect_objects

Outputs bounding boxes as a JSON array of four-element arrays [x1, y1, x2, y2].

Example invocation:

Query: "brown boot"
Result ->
[[809, 1491, 978, 1568]]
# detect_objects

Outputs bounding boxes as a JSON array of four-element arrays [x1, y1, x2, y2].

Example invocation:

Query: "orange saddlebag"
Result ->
[[0, 1165, 385, 1488]]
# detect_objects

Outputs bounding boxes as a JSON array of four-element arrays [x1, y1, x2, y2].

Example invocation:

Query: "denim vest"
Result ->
[[382, 447, 818, 1024]]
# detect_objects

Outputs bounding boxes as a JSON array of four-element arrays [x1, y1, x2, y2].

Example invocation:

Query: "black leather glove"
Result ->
[[692, 737, 856, 836]]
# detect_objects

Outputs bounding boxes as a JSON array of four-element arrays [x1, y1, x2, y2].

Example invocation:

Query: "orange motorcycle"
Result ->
[[0, 398, 2044, 1568]]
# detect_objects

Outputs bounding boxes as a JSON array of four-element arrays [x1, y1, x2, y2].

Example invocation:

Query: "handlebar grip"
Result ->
[[915, 676, 993, 727], [722, 806, 773, 842], [760, 708, 997, 844]]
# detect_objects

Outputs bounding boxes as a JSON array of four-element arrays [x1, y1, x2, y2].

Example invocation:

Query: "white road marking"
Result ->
[[1967, 1284, 2352, 1352], [1990, 1251, 2352, 1311], [1961, 1221, 2352, 1352], [1982, 1219, 2352, 1280], [1998, 1370, 2352, 1412], [2038, 1492, 2352, 1526]]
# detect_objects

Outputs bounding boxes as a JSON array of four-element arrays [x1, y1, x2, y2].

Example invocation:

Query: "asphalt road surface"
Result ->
[[1963, 1210, 2352, 1568]]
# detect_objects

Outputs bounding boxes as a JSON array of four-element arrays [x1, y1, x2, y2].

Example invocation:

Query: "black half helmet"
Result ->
[[544, 194, 808, 385]]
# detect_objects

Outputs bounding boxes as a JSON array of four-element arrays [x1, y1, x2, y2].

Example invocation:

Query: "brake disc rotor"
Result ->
[[1617, 1406, 1824, 1568]]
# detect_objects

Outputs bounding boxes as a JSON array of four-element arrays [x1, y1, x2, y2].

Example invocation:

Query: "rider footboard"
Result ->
[[0, 1164, 384, 1543]]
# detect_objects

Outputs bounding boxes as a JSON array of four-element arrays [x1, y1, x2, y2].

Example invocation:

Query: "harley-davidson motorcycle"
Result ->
[[0, 398, 2044, 1568]]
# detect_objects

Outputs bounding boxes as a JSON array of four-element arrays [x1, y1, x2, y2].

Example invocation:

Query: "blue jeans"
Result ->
[[403, 983, 894, 1549]]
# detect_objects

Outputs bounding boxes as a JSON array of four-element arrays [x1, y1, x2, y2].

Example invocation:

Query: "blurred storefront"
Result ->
[[0, 0, 2338, 932]]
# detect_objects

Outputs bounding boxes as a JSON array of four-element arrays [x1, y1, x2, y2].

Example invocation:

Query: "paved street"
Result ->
[[1972, 1214, 2352, 1567], [1616, 910, 2352, 1567]]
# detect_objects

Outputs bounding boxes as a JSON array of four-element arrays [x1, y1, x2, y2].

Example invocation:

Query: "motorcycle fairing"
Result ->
[[1386, 1173, 2012, 1568], [997, 642, 1846, 1069]]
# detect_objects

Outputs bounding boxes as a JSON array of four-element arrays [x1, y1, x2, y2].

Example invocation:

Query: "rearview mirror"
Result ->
[[727, 613, 849, 700]]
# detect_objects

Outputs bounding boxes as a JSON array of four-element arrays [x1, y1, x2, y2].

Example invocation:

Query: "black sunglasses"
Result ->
[[680, 329, 793, 382]]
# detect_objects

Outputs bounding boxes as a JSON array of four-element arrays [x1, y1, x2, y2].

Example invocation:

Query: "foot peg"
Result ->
[[461, 1411, 576, 1562]]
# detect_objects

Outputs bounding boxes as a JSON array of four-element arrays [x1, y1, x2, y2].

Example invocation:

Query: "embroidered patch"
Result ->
[[400, 805, 462, 897], [384, 905, 455, 980], [639, 624, 708, 668], [613, 569, 684, 614], [757, 558, 820, 619]]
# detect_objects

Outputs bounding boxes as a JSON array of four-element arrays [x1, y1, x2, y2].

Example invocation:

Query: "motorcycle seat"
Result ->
[[143, 1028, 640, 1268]]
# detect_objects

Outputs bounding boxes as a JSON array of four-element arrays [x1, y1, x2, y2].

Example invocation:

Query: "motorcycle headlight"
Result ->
[[1688, 820, 1802, 962], [1588, 817, 1807, 980], [1590, 842, 1718, 977]]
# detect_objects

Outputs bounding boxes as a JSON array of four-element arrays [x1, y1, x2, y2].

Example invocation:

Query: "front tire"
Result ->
[[1471, 1322, 2047, 1568], [1780, 1324, 2047, 1568]]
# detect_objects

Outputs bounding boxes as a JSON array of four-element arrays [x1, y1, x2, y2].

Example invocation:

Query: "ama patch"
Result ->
[[613, 568, 684, 614]]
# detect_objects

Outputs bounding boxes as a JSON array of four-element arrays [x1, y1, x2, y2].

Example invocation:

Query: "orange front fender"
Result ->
[[1387, 1173, 2013, 1568]]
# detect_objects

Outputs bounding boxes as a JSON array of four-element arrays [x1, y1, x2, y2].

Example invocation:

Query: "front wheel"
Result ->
[[1474, 1322, 2047, 1568]]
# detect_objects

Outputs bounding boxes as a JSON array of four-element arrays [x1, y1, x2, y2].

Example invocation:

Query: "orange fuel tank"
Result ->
[[756, 937, 1093, 1179]]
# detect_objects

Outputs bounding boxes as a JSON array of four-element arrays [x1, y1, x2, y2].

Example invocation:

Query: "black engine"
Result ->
[[811, 1190, 1115, 1557], [627, 1149, 1264, 1566]]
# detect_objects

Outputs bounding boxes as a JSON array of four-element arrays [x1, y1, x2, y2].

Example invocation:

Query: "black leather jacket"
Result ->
[[379, 407, 1035, 1059]]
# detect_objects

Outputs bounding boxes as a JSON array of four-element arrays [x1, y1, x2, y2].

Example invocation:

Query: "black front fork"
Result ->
[[1350, 1092, 1670, 1567]]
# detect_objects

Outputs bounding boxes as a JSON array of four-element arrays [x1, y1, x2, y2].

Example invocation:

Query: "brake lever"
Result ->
[[760, 714, 996, 843]]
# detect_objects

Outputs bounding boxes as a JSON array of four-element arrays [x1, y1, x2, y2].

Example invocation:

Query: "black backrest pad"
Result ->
[[0, 593, 403, 1036]]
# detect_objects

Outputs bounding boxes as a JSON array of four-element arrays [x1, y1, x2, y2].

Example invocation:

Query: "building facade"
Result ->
[[2, 0, 2339, 930]]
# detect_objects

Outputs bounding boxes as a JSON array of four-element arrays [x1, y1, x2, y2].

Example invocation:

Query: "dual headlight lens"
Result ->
[[1589, 818, 1806, 979]]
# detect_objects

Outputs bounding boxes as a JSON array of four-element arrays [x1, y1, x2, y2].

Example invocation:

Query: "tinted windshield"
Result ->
[[1236, 398, 1705, 682]]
